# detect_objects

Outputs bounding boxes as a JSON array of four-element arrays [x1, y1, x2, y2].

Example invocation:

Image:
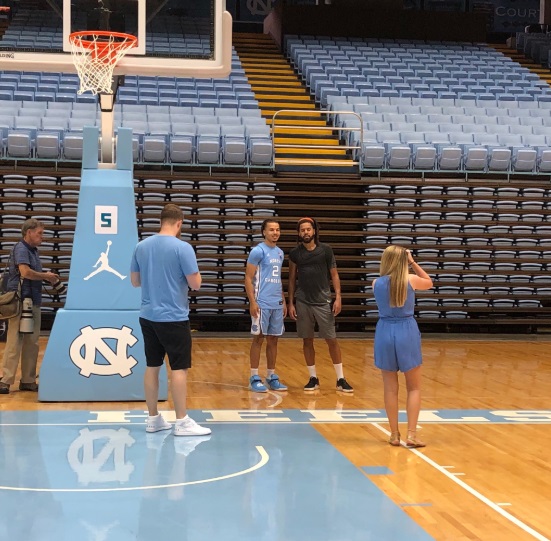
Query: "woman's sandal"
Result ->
[[388, 431, 401, 446], [406, 431, 426, 448]]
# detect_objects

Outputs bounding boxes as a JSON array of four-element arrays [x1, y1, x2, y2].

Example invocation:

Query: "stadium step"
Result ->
[[274, 135, 336, 144], [258, 101, 316, 109], [275, 127, 335, 136], [276, 146, 348, 155]]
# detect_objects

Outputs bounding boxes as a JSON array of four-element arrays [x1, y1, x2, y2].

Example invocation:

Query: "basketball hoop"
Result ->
[[69, 31, 138, 95]]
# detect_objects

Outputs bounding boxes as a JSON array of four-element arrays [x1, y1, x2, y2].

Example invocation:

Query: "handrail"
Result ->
[[271, 109, 363, 165]]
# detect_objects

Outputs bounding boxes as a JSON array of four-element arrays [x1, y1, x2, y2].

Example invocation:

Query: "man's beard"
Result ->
[[301, 235, 313, 243]]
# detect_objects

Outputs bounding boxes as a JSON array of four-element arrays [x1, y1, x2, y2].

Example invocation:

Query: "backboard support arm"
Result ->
[[98, 75, 123, 164]]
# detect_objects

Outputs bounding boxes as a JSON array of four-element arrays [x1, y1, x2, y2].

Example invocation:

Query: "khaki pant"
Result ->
[[1, 305, 41, 385]]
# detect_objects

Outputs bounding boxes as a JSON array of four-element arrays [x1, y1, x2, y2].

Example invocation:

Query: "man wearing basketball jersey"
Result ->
[[244, 219, 288, 393]]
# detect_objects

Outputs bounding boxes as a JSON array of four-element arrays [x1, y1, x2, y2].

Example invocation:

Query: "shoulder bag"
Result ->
[[0, 244, 22, 320]]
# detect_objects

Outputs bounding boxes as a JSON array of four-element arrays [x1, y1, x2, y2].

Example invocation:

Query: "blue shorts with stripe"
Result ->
[[251, 308, 285, 336]]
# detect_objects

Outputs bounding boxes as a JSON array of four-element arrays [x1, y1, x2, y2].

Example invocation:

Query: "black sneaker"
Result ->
[[0, 383, 9, 394], [19, 382, 38, 392], [304, 377, 320, 391], [336, 378, 354, 393]]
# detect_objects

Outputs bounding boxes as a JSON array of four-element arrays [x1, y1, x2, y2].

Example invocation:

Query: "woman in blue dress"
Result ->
[[372, 245, 433, 448]]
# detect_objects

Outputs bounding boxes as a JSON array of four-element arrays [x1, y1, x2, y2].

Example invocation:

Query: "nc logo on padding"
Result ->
[[70, 326, 139, 378]]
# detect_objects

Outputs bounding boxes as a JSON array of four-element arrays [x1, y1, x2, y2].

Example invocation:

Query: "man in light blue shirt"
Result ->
[[244, 219, 288, 393], [131, 204, 210, 437]]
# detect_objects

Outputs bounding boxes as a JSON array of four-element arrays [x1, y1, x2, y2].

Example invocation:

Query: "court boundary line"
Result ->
[[372, 423, 550, 541]]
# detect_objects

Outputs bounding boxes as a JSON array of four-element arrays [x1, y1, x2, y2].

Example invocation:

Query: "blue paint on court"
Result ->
[[362, 466, 394, 475], [0, 410, 435, 541]]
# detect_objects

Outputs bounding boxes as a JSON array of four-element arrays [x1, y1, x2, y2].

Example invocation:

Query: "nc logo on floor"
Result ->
[[69, 326, 139, 377], [67, 428, 135, 485]]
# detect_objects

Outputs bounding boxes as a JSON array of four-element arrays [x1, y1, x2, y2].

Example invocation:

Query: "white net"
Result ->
[[70, 32, 137, 95]]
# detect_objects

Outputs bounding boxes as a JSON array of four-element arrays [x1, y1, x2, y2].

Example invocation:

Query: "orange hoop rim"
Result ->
[[69, 30, 138, 51]]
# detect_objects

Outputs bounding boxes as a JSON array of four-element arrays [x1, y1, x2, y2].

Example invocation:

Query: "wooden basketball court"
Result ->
[[1, 334, 550, 540]]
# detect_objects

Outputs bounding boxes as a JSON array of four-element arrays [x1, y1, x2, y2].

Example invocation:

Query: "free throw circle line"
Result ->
[[0, 445, 269, 493]]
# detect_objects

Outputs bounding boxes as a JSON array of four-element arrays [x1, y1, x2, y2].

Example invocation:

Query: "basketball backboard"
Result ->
[[0, 0, 232, 77]]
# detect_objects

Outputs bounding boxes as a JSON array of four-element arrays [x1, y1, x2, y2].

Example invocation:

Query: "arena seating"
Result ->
[[0, 56, 255, 106], [516, 31, 551, 67], [0, 5, 268, 167], [1, 173, 551, 331], [328, 96, 551, 172], [281, 36, 551, 173], [361, 182, 551, 323], [0, 174, 278, 323], [286, 36, 550, 106], [0, 100, 271, 166]]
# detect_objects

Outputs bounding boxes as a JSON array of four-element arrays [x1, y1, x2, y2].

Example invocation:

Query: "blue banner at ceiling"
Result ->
[[472, 0, 540, 33]]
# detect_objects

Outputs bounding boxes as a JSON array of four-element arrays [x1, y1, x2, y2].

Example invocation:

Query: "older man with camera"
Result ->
[[0, 219, 59, 394]]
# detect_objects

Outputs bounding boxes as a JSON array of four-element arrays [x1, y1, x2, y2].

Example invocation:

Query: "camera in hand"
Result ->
[[51, 278, 67, 296], [19, 298, 34, 334]]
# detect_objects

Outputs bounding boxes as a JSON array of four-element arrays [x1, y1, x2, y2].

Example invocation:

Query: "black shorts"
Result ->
[[139, 318, 192, 371]]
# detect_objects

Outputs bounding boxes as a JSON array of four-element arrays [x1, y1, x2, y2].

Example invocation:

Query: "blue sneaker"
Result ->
[[249, 375, 268, 393], [266, 374, 288, 392]]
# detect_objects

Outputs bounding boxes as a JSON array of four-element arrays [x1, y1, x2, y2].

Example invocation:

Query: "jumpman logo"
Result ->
[[84, 240, 127, 281]]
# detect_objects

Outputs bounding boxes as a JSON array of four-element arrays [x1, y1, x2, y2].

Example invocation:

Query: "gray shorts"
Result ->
[[295, 300, 336, 339]]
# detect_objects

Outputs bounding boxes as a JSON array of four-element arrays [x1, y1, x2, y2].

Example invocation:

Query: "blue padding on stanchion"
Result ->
[[116, 127, 133, 170], [38, 126, 166, 401], [39, 309, 167, 402], [82, 126, 99, 169], [65, 168, 139, 310]]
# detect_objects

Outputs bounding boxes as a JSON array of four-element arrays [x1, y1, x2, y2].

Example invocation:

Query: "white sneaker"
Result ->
[[174, 416, 211, 436], [145, 413, 172, 433]]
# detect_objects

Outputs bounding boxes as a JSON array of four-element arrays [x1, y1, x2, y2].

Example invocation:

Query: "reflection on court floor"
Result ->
[[0, 410, 434, 541]]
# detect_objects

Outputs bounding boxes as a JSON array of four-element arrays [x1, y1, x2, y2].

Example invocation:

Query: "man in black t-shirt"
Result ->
[[288, 218, 354, 393]]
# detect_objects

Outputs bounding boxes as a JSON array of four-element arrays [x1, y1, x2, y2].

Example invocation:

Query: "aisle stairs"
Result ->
[[233, 33, 358, 173]]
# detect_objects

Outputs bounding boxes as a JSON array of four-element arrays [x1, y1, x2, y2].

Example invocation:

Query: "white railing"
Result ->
[[271, 109, 363, 166]]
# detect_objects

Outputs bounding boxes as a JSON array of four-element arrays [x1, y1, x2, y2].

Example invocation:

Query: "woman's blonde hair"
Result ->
[[379, 245, 409, 307]]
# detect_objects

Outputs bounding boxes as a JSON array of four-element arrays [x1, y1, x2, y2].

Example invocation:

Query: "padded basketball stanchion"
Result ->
[[39, 127, 168, 401]]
